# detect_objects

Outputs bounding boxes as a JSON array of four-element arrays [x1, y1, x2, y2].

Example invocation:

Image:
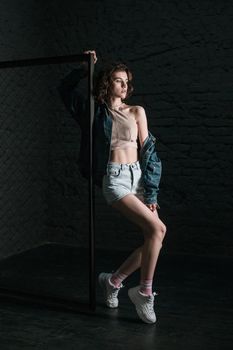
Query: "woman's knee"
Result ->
[[160, 222, 167, 240], [144, 221, 166, 242]]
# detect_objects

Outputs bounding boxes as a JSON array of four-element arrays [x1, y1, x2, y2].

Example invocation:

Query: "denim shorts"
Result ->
[[102, 160, 144, 204]]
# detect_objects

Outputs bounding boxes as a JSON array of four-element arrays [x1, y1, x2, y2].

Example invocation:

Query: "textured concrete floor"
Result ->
[[0, 244, 232, 350]]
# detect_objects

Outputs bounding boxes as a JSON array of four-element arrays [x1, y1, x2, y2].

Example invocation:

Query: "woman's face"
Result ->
[[109, 70, 129, 99]]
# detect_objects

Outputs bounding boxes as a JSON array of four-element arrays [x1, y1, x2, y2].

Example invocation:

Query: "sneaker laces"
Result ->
[[111, 283, 124, 297], [147, 291, 158, 312]]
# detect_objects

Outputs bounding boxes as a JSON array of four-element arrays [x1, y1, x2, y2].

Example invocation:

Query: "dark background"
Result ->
[[0, 0, 232, 259]]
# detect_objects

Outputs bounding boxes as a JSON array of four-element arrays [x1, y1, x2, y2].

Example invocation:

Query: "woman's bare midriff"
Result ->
[[109, 147, 138, 164]]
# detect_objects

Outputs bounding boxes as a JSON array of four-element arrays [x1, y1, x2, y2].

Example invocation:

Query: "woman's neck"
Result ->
[[107, 98, 123, 109]]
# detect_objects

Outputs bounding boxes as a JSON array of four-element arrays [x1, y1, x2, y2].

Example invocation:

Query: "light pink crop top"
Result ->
[[108, 107, 138, 150]]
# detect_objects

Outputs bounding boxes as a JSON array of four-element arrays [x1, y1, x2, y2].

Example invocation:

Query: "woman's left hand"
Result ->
[[83, 50, 98, 64], [145, 203, 158, 212]]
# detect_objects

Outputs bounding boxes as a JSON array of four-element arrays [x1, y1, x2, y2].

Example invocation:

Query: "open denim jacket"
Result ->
[[58, 63, 162, 205]]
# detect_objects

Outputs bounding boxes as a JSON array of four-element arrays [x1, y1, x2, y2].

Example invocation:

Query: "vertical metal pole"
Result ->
[[88, 53, 96, 311], [0, 54, 96, 312]]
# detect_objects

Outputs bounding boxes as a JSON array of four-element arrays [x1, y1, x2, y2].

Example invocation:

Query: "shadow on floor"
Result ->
[[0, 243, 232, 350]]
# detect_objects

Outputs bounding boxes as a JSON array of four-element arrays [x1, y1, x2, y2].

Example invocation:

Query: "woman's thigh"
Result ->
[[111, 193, 165, 234]]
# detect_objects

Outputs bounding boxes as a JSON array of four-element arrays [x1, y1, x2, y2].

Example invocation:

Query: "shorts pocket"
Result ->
[[107, 165, 122, 177]]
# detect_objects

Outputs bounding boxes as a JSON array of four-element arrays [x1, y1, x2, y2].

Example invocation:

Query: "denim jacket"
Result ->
[[58, 63, 162, 205]]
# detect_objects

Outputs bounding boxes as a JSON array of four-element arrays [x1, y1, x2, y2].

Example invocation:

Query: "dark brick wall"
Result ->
[[48, 72, 89, 248], [0, 0, 232, 258], [0, 66, 49, 258]]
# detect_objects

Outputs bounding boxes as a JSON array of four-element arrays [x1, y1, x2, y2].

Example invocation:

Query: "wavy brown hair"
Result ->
[[93, 62, 134, 104]]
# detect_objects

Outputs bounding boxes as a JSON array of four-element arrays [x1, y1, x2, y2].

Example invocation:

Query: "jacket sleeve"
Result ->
[[57, 62, 89, 131], [143, 146, 162, 205]]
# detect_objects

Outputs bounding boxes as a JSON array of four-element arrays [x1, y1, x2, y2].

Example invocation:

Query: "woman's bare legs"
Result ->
[[110, 193, 167, 324], [98, 193, 166, 322], [111, 194, 166, 289], [114, 246, 142, 276], [110, 246, 142, 287]]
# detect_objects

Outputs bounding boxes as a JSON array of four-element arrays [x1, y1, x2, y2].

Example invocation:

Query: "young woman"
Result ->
[[59, 50, 166, 324]]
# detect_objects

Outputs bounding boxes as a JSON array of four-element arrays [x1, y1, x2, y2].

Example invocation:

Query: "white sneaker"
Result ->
[[98, 272, 123, 308], [128, 286, 157, 324]]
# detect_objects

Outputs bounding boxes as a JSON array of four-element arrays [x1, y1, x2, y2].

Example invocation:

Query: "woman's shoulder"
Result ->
[[122, 103, 144, 110], [123, 104, 146, 120]]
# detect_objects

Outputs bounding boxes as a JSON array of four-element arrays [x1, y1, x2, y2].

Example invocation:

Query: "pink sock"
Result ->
[[110, 270, 128, 288], [140, 279, 153, 296]]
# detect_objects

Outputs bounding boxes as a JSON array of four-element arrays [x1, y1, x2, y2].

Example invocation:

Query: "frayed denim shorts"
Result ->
[[102, 160, 144, 204]]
